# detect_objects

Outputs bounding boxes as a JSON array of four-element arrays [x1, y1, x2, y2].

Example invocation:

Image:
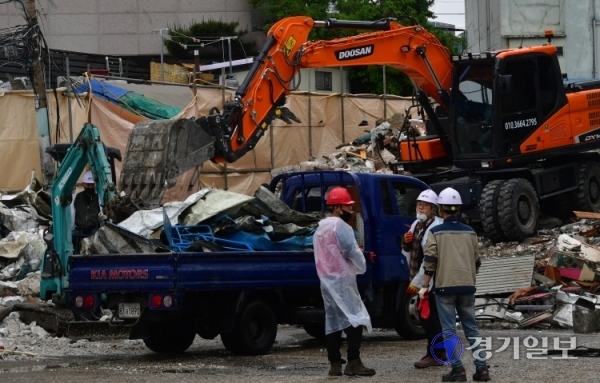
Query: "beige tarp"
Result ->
[[0, 85, 417, 202]]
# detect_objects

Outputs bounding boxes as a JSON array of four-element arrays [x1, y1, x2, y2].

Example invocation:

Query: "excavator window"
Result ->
[[453, 62, 494, 155], [500, 59, 540, 146], [537, 56, 559, 117]]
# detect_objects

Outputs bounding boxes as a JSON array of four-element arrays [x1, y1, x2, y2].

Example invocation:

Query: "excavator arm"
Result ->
[[40, 123, 120, 300], [201, 16, 454, 163], [120, 16, 454, 205]]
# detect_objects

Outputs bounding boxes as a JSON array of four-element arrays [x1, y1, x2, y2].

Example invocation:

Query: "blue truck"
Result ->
[[38, 124, 431, 355]]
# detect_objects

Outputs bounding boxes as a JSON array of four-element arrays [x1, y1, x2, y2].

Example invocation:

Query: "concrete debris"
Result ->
[[474, 220, 600, 333], [271, 113, 413, 177], [0, 231, 46, 281]]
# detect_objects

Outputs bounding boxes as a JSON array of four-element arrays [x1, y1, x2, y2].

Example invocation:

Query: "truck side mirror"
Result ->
[[496, 74, 512, 96]]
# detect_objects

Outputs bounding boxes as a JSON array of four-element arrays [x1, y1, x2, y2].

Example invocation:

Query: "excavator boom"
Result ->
[[121, 16, 453, 202]]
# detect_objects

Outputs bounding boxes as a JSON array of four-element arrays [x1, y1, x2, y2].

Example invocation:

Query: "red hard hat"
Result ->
[[326, 187, 354, 205]]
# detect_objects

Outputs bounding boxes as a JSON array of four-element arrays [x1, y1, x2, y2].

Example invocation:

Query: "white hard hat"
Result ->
[[437, 187, 462, 205], [82, 170, 94, 184], [416, 189, 438, 205]]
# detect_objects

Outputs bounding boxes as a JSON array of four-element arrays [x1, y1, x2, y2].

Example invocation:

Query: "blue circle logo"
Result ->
[[431, 331, 464, 365]]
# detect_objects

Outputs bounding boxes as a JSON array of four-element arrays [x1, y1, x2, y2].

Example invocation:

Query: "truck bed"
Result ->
[[67, 251, 322, 293]]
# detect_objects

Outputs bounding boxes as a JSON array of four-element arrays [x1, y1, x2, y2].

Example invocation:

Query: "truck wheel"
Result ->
[[143, 322, 196, 353], [395, 291, 425, 340], [498, 178, 539, 241], [573, 162, 600, 212], [479, 180, 507, 243], [220, 301, 277, 355], [197, 326, 219, 340], [303, 323, 326, 340]]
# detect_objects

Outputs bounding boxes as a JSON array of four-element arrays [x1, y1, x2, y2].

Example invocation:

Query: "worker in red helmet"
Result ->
[[313, 187, 375, 377]]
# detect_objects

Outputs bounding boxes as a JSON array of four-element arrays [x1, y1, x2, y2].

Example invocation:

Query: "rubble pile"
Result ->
[[474, 217, 600, 333], [272, 113, 425, 177]]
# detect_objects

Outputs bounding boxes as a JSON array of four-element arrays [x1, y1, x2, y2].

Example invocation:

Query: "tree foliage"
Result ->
[[248, 0, 465, 95], [164, 20, 256, 59]]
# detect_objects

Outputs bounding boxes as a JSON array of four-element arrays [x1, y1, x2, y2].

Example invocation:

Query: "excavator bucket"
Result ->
[[119, 119, 215, 208]]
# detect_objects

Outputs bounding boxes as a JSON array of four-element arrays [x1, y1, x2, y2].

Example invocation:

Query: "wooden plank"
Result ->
[[574, 211, 600, 219]]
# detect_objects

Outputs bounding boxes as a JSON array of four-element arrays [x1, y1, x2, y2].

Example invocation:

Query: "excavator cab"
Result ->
[[449, 48, 567, 169]]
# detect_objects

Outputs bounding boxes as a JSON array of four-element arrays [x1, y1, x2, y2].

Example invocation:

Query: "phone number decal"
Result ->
[[505, 118, 537, 130]]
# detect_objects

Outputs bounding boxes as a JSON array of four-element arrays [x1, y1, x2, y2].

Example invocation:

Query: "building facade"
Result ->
[[1, 0, 264, 56], [465, 0, 600, 79]]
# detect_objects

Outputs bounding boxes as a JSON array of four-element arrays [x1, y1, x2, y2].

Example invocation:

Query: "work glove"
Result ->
[[406, 284, 420, 296], [417, 295, 430, 319], [369, 252, 377, 264], [404, 231, 414, 243], [98, 212, 108, 221], [418, 287, 429, 300]]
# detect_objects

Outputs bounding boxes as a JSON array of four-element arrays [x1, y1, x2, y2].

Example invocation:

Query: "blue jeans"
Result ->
[[435, 293, 487, 369]]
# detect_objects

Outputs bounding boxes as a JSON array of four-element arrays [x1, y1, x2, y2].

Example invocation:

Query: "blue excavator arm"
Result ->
[[40, 123, 119, 300]]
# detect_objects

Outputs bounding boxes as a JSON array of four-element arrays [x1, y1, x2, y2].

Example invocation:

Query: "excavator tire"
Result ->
[[497, 178, 539, 242], [479, 180, 507, 243], [573, 162, 600, 212]]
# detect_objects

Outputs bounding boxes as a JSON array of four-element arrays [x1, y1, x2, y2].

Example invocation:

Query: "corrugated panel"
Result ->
[[475, 255, 535, 296]]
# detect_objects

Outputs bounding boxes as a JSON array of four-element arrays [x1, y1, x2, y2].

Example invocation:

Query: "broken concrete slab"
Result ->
[[180, 189, 255, 226], [117, 188, 211, 237]]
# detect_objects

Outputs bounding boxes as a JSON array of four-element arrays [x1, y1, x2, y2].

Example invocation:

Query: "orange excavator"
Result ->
[[124, 16, 600, 242]]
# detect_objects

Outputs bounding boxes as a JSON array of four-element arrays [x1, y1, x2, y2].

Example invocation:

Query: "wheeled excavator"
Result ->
[[125, 16, 600, 243]]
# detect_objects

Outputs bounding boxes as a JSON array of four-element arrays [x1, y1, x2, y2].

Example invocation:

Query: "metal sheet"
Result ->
[[475, 255, 535, 296]]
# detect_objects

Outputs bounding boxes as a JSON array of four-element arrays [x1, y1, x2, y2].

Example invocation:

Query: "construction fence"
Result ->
[[0, 83, 418, 201]]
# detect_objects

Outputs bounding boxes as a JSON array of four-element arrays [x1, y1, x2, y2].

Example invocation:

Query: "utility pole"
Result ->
[[153, 28, 169, 82], [25, 0, 54, 185]]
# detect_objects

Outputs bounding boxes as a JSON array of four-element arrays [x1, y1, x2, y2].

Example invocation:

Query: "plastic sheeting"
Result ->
[[0, 85, 416, 201], [313, 217, 372, 334], [75, 79, 181, 119]]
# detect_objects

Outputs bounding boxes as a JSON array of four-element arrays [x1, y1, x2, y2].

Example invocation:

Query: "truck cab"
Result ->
[[273, 171, 429, 334]]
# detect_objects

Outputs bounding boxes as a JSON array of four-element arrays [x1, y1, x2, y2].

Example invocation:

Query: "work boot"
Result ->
[[414, 354, 444, 368], [344, 358, 376, 376], [442, 367, 467, 382], [473, 366, 491, 381], [328, 361, 343, 376]]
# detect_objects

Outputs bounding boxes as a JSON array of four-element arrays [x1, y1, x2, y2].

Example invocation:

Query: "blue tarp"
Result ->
[[75, 79, 182, 119], [75, 79, 129, 103]]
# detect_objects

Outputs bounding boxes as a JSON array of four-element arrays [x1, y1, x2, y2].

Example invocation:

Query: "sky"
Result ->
[[430, 0, 465, 30]]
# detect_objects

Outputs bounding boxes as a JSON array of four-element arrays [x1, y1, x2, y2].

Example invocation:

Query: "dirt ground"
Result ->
[[1, 325, 599, 383]]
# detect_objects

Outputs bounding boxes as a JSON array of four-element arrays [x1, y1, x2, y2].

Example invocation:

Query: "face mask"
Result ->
[[84, 188, 94, 195], [416, 212, 428, 222], [340, 209, 353, 223]]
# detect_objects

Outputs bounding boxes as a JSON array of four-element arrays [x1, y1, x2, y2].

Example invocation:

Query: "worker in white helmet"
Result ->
[[421, 187, 490, 382], [72, 170, 101, 252], [401, 189, 444, 368]]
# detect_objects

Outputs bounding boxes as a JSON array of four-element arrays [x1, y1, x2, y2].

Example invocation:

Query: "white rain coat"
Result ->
[[313, 216, 372, 334], [402, 216, 443, 291]]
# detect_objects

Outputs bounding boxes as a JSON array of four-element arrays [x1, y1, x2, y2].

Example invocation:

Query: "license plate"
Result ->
[[118, 303, 140, 318]]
